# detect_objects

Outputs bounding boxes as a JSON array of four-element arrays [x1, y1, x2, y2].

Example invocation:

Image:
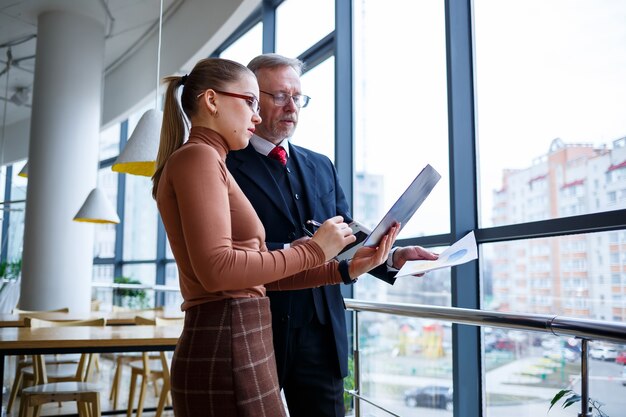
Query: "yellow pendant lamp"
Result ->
[[73, 187, 120, 224], [111, 0, 164, 177]]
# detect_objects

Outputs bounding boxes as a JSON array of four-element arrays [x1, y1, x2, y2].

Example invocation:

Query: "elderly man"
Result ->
[[226, 53, 437, 417]]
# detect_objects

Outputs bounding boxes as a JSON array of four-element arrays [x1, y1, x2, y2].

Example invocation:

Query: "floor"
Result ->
[[1, 354, 174, 417]]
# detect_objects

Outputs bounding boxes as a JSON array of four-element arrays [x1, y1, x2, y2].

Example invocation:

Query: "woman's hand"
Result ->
[[310, 216, 357, 261], [348, 223, 400, 278]]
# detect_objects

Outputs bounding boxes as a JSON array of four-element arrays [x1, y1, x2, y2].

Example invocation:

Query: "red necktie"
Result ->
[[268, 146, 287, 166]]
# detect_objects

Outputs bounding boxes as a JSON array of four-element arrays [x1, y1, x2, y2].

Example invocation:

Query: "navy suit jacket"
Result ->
[[226, 143, 395, 380]]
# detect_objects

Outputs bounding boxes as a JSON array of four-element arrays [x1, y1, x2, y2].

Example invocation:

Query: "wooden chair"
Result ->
[[6, 308, 72, 414], [126, 316, 183, 417], [106, 307, 165, 409], [18, 358, 102, 417], [17, 318, 106, 417]]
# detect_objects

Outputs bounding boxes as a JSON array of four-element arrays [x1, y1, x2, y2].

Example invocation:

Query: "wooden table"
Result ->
[[0, 324, 182, 414], [0, 309, 184, 327]]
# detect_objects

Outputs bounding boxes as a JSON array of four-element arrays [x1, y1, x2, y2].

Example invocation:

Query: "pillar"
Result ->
[[20, 10, 105, 313]]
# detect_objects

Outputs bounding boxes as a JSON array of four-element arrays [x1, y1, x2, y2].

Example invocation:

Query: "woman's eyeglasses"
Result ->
[[196, 89, 260, 114]]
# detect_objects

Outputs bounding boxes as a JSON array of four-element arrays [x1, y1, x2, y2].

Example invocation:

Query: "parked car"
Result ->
[[616, 351, 626, 365], [589, 346, 618, 361], [404, 385, 452, 410]]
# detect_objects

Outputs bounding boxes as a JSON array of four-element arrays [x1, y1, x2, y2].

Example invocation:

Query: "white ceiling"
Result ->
[[0, 0, 180, 127]]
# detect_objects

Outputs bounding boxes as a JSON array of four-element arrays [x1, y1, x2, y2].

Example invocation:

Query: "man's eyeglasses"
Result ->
[[196, 89, 260, 114], [260, 91, 311, 108]]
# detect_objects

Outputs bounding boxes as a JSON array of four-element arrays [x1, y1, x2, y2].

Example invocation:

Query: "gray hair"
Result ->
[[247, 53, 304, 76]]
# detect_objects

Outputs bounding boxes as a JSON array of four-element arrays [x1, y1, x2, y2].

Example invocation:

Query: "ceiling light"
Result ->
[[112, 0, 164, 177], [73, 187, 120, 224], [18, 162, 28, 178]]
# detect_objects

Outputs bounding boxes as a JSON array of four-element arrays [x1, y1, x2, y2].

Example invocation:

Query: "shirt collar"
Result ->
[[250, 134, 291, 157]]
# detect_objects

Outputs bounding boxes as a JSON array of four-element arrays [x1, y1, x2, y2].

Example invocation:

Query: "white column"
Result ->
[[20, 10, 105, 313]]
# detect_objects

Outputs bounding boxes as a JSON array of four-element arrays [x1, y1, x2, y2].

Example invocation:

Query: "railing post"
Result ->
[[579, 339, 593, 417], [353, 310, 360, 417]]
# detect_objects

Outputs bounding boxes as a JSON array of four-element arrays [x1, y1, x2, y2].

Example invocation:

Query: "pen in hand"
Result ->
[[306, 219, 323, 228]]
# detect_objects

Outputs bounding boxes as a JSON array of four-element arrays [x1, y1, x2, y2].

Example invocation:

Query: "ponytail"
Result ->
[[152, 75, 186, 199], [151, 58, 253, 199]]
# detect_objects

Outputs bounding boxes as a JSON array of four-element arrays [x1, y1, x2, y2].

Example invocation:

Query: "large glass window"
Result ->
[[219, 22, 262, 65], [92, 264, 115, 310], [474, 0, 626, 227], [123, 174, 157, 261], [353, 0, 450, 238], [4, 161, 27, 262], [164, 262, 182, 309], [483, 230, 626, 321], [99, 122, 121, 160], [275, 0, 334, 58], [295, 57, 335, 160], [122, 108, 158, 261], [357, 314, 453, 416], [93, 167, 118, 259]]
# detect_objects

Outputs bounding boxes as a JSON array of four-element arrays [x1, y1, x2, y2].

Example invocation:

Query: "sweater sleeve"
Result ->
[[165, 145, 336, 292], [265, 260, 342, 291]]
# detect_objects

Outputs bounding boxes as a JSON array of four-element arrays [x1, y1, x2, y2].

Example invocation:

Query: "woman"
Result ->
[[152, 58, 398, 416]]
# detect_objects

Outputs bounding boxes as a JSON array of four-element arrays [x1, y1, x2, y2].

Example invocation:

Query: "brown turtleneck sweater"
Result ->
[[156, 126, 341, 310]]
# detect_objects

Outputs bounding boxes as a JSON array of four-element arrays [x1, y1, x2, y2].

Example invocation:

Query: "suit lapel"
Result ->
[[230, 145, 295, 224], [290, 145, 321, 221]]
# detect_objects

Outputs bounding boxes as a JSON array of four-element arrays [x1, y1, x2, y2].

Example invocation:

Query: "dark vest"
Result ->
[[261, 151, 328, 327]]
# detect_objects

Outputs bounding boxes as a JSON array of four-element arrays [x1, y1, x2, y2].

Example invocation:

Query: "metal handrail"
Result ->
[[344, 299, 626, 344], [344, 299, 626, 417]]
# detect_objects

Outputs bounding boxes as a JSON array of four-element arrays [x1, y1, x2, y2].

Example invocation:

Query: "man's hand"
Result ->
[[393, 246, 438, 276]]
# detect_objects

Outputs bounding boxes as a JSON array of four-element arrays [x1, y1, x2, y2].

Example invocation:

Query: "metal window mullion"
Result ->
[[1, 166, 13, 263], [113, 121, 128, 279], [445, 1, 482, 417], [155, 216, 166, 306], [336, 0, 355, 357], [262, 0, 276, 53]]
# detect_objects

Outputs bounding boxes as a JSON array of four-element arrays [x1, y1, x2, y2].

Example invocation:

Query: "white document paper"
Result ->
[[395, 231, 478, 277]]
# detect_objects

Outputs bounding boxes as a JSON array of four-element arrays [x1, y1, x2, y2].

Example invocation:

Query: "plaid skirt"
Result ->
[[170, 297, 286, 417]]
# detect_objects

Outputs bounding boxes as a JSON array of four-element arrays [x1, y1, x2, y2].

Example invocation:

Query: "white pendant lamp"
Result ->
[[18, 162, 28, 178], [111, 108, 162, 176], [73, 187, 120, 224], [111, 0, 164, 177]]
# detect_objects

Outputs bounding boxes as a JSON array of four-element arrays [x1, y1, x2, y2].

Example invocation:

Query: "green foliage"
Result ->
[[549, 389, 608, 416], [344, 356, 355, 412], [0, 259, 22, 280], [112, 276, 149, 309]]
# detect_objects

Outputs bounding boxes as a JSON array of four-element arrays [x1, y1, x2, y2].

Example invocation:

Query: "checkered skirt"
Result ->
[[170, 297, 286, 417]]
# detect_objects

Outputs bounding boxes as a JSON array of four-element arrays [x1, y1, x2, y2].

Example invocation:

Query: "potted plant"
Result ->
[[112, 276, 149, 309], [0, 258, 22, 313], [549, 389, 608, 417]]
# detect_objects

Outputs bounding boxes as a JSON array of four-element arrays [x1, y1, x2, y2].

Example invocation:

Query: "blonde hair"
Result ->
[[152, 58, 253, 198]]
